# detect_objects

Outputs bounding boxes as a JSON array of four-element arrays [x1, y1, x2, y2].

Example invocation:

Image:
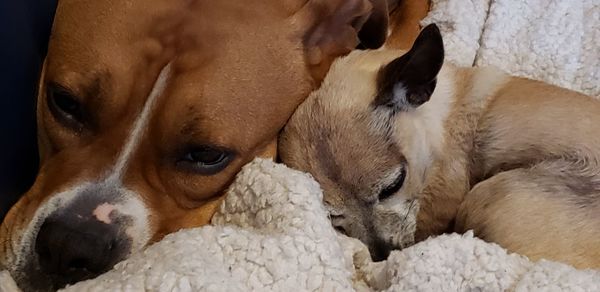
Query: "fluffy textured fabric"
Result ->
[[422, 0, 600, 97], [49, 160, 600, 291]]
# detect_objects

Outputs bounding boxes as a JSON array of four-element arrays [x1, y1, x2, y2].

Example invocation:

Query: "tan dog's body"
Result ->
[[280, 24, 600, 268], [0, 0, 394, 290]]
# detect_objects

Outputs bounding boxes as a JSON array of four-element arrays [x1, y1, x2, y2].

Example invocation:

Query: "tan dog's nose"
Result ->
[[330, 214, 390, 262], [34, 213, 130, 289]]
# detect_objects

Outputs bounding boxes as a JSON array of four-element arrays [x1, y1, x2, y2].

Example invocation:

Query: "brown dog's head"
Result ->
[[280, 24, 446, 261], [0, 0, 389, 290]]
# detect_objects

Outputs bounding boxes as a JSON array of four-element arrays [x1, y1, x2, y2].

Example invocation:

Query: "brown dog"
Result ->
[[280, 24, 600, 268], [0, 0, 393, 290]]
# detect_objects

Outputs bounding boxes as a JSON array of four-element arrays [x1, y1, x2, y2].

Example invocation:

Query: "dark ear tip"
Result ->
[[357, 0, 389, 49], [357, 24, 388, 49], [420, 23, 442, 40], [422, 23, 440, 33], [412, 23, 444, 56]]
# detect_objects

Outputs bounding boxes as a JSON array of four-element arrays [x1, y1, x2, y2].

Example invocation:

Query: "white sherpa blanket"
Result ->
[[422, 0, 599, 97], [2, 1, 600, 291], [2, 159, 600, 292]]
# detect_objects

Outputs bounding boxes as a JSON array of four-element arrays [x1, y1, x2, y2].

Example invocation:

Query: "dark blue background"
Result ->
[[0, 0, 57, 220]]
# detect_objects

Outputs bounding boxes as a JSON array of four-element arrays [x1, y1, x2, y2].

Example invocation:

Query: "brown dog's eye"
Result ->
[[47, 83, 84, 129], [378, 168, 406, 201], [177, 146, 233, 175]]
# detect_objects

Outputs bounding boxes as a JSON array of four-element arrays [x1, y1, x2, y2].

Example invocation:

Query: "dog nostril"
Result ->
[[334, 226, 348, 235], [330, 214, 348, 235]]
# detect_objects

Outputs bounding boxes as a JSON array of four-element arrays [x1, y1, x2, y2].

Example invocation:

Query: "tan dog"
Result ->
[[0, 0, 393, 290], [280, 24, 600, 268]]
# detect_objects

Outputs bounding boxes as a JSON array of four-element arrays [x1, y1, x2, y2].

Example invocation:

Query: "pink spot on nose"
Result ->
[[93, 203, 116, 224]]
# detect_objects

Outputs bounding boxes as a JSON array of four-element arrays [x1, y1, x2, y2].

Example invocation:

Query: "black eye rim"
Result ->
[[378, 168, 406, 201], [46, 82, 85, 130], [176, 145, 235, 176]]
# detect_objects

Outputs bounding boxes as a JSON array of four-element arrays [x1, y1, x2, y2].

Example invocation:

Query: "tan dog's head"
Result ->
[[0, 0, 390, 290], [280, 24, 446, 261]]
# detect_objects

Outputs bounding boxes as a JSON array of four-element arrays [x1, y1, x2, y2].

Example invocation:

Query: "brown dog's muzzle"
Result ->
[[1, 176, 151, 291]]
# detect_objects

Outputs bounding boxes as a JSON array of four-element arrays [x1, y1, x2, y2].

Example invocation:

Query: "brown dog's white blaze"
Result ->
[[1, 0, 392, 290], [280, 24, 449, 260]]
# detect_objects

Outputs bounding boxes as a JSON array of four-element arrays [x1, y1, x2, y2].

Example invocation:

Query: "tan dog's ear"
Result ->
[[373, 24, 444, 111], [295, 0, 390, 80]]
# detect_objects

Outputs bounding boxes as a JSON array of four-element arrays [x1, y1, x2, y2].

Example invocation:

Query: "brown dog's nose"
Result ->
[[34, 215, 129, 288]]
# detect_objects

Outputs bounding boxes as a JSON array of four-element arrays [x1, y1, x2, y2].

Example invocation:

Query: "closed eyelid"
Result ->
[[45, 70, 111, 103]]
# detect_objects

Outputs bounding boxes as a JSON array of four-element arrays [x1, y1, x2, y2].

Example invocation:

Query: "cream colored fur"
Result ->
[[280, 45, 600, 268]]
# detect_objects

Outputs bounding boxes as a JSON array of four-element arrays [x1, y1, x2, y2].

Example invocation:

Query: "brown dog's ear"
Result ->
[[295, 0, 389, 80], [357, 0, 390, 50]]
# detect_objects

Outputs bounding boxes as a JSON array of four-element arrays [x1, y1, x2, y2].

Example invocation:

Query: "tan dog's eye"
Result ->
[[177, 146, 233, 175], [46, 83, 85, 130], [378, 168, 406, 201]]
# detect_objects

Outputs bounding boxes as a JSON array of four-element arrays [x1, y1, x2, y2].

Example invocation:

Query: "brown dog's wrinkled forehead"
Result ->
[[47, 0, 316, 150]]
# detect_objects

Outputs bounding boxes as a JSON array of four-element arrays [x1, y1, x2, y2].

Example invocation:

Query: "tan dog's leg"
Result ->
[[456, 160, 600, 269]]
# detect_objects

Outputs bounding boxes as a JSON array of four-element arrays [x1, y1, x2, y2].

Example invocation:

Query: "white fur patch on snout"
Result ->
[[118, 189, 152, 250]]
